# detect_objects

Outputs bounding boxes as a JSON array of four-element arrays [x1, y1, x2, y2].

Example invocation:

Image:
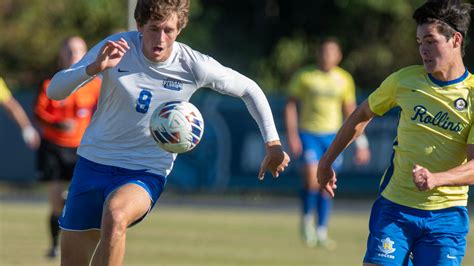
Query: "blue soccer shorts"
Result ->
[[364, 196, 469, 266], [59, 156, 166, 231], [299, 131, 343, 170]]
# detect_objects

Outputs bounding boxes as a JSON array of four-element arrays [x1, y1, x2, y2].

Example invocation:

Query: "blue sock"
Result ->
[[301, 190, 318, 218], [317, 193, 332, 227]]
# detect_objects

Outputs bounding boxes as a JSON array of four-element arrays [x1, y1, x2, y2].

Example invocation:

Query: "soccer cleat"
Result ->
[[317, 237, 337, 250]]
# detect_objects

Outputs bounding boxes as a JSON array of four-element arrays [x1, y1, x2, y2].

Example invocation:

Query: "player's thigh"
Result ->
[[412, 207, 469, 266], [363, 197, 414, 265], [302, 163, 319, 188], [102, 183, 153, 228], [61, 229, 100, 266], [47, 180, 66, 213], [299, 132, 323, 165], [298, 132, 319, 189]]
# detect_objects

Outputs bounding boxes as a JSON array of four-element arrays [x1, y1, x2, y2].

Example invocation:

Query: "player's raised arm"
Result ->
[[317, 100, 375, 197], [85, 38, 130, 76], [47, 38, 129, 101]]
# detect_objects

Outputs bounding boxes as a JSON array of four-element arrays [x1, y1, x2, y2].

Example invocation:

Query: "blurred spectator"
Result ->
[[284, 37, 370, 249], [0, 77, 40, 149], [34, 36, 101, 258]]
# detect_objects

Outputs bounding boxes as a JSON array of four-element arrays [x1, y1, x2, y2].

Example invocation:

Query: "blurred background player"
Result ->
[[0, 76, 40, 149], [318, 0, 473, 264], [284, 38, 370, 248], [34, 36, 101, 258], [46, 0, 289, 265]]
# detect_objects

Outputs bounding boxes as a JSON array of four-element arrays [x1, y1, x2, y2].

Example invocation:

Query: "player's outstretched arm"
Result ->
[[193, 58, 291, 179], [318, 100, 375, 197], [413, 144, 474, 190], [1, 97, 40, 149], [258, 140, 290, 180]]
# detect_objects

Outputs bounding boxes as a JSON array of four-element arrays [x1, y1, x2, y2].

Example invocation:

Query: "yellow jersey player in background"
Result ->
[[284, 38, 370, 248], [318, 0, 473, 265], [0, 77, 40, 149]]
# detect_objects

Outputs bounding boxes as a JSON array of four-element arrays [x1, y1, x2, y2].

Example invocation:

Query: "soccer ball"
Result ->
[[149, 101, 204, 153]]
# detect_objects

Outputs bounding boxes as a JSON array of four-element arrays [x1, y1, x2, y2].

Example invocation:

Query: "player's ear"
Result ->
[[137, 23, 144, 34], [452, 32, 463, 49]]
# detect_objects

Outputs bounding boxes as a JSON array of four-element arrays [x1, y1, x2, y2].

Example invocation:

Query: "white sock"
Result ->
[[303, 215, 313, 226], [316, 227, 328, 240]]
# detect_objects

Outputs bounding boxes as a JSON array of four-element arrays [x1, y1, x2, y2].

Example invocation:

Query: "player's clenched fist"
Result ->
[[412, 164, 438, 191]]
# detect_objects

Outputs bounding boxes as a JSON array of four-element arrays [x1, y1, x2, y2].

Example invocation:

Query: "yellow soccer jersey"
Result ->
[[369, 65, 473, 210], [0, 77, 12, 103], [289, 66, 356, 133]]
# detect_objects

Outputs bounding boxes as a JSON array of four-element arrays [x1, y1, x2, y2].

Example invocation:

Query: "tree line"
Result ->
[[3, 0, 473, 94]]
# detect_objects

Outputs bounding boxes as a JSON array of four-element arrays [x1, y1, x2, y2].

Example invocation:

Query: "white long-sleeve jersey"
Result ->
[[47, 31, 279, 177]]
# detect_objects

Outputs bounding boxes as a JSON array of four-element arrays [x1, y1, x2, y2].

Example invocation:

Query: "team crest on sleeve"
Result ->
[[377, 237, 396, 259], [454, 98, 467, 111], [163, 78, 183, 91]]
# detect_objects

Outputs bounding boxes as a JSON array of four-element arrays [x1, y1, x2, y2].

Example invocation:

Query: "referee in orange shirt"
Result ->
[[34, 36, 101, 258]]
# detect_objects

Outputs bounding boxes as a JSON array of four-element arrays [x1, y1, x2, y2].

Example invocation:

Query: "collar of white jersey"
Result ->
[[139, 36, 178, 68]]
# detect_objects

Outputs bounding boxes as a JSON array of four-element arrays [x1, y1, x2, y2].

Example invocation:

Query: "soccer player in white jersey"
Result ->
[[318, 0, 473, 265], [46, 0, 290, 265]]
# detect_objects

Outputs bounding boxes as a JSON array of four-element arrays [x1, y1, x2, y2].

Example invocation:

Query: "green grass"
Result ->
[[0, 199, 473, 266]]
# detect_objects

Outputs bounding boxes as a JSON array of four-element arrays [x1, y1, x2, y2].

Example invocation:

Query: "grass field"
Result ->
[[0, 195, 473, 266]]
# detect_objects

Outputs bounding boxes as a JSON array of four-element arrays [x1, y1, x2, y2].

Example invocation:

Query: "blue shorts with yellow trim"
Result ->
[[364, 196, 469, 266], [299, 131, 343, 170], [59, 156, 166, 231]]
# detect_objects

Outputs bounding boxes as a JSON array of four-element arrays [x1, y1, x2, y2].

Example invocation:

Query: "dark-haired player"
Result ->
[[318, 0, 473, 265]]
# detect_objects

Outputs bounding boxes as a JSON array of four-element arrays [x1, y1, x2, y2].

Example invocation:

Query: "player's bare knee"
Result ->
[[306, 180, 321, 191], [102, 208, 128, 236]]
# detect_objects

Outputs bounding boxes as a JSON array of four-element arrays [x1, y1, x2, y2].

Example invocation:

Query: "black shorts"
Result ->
[[37, 139, 78, 182]]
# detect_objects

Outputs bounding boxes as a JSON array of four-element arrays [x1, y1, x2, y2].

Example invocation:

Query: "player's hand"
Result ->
[[258, 140, 290, 180], [354, 147, 371, 165], [317, 162, 337, 197], [287, 133, 302, 158], [21, 126, 40, 150], [87, 38, 130, 76], [412, 164, 438, 191]]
